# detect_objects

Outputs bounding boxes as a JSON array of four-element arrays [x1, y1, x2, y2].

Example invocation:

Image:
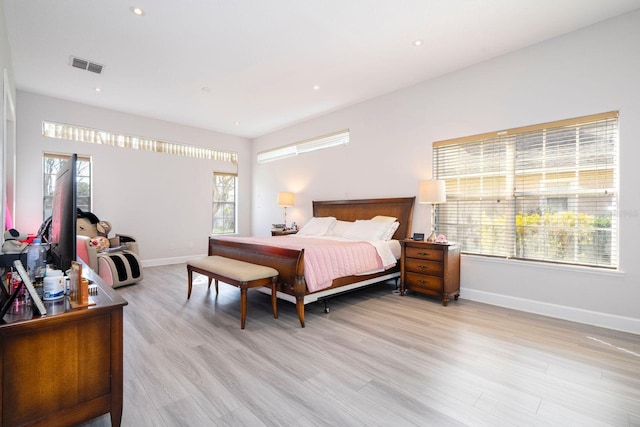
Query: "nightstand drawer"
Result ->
[[404, 246, 444, 261], [404, 272, 443, 292], [405, 258, 444, 276]]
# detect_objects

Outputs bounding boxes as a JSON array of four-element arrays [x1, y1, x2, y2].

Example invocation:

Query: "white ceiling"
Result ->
[[4, 0, 640, 139]]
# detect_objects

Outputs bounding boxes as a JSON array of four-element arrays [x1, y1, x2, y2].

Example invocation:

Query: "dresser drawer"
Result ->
[[404, 272, 443, 292], [404, 246, 444, 261], [404, 258, 444, 276]]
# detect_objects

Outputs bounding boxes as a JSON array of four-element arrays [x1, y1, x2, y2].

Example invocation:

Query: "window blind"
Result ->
[[433, 111, 618, 268]]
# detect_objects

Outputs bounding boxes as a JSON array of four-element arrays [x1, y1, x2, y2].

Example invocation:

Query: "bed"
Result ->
[[208, 197, 415, 327]]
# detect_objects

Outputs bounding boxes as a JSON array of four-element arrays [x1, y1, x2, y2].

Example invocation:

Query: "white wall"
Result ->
[[0, 2, 16, 239], [252, 10, 640, 333], [0, 3, 14, 98], [15, 92, 252, 265]]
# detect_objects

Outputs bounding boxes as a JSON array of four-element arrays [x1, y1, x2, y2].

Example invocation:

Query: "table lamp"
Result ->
[[418, 180, 446, 242], [277, 192, 294, 228]]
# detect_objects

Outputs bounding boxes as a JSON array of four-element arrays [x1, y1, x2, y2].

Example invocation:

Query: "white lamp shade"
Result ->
[[418, 180, 446, 204], [277, 192, 295, 207]]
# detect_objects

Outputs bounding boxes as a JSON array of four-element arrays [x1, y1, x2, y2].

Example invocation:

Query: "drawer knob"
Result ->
[[418, 279, 428, 284]]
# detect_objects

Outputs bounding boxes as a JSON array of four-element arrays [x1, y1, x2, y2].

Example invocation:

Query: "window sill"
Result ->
[[461, 253, 625, 278]]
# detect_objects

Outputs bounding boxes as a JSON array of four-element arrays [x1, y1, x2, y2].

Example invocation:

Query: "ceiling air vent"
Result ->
[[70, 56, 104, 74]]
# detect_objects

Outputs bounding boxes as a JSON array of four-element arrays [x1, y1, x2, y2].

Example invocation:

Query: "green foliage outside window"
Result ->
[[476, 211, 612, 266]]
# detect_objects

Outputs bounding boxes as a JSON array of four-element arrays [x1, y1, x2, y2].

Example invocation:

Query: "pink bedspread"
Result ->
[[214, 236, 385, 292]]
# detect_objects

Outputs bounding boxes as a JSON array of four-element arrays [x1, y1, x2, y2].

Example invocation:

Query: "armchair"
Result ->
[[76, 211, 143, 288]]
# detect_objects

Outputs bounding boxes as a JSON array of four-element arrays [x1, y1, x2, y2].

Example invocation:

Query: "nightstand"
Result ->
[[271, 229, 298, 236], [400, 239, 460, 306]]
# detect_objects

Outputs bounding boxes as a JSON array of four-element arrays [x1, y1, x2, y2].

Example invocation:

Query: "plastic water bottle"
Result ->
[[26, 237, 47, 284]]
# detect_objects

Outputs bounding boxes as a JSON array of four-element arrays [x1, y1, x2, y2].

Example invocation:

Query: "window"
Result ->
[[43, 153, 92, 219], [212, 172, 237, 234], [434, 111, 618, 268], [42, 120, 238, 163], [257, 129, 349, 163]]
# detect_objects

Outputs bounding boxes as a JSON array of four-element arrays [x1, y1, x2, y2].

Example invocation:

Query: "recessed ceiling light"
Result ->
[[234, 121, 240, 126], [94, 87, 102, 92], [312, 85, 320, 91], [130, 6, 145, 16], [413, 40, 423, 47]]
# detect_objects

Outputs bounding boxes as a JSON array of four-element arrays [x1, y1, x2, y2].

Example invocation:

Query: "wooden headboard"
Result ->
[[312, 197, 415, 240]]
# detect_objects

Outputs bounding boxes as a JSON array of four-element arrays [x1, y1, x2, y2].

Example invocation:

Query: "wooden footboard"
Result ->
[[208, 237, 308, 326]]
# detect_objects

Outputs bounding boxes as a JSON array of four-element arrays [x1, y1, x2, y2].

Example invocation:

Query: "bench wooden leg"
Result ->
[[271, 277, 278, 319], [188, 269, 219, 299], [240, 284, 248, 329]]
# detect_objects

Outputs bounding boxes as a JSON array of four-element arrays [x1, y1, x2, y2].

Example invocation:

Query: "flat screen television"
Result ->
[[49, 153, 77, 272]]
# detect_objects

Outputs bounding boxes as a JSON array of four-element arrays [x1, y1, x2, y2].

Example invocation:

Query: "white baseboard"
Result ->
[[141, 255, 203, 268], [462, 287, 640, 335]]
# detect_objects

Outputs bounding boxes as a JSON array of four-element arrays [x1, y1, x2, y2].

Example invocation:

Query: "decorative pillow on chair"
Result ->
[[89, 236, 110, 252]]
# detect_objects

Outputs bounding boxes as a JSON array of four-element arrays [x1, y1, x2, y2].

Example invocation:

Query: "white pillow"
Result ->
[[297, 217, 337, 236], [381, 221, 400, 240], [343, 220, 390, 241], [371, 215, 397, 224], [327, 220, 354, 237]]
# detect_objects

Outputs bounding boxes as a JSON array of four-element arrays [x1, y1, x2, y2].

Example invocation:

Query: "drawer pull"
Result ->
[[417, 252, 430, 256], [418, 265, 430, 270], [418, 279, 428, 284]]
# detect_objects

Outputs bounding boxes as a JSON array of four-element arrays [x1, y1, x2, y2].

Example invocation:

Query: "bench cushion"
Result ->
[[187, 256, 278, 282]]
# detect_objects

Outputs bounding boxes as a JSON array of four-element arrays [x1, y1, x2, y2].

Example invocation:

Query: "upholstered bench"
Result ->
[[186, 256, 279, 329]]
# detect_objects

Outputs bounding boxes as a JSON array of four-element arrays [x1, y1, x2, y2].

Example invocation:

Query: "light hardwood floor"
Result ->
[[83, 263, 640, 426]]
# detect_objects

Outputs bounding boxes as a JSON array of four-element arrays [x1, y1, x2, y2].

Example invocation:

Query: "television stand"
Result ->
[[0, 264, 128, 426]]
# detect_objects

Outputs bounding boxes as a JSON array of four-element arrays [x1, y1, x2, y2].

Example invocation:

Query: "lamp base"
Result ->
[[426, 231, 438, 243]]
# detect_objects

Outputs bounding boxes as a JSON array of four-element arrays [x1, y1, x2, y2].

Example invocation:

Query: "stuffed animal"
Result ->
[[88, 236, 110, 251], [2, 229, 28, 254], [76, 210, 114, 251], [97, 221, 112, 237], [76, 209, 101, 238]]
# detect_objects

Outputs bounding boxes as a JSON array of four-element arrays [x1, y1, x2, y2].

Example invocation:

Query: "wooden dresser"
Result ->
[[400, 239, 461, 306], [0, 266, 127, 426]]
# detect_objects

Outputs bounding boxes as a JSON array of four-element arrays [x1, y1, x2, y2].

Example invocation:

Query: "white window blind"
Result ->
[[434, 111, 618, 268]]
